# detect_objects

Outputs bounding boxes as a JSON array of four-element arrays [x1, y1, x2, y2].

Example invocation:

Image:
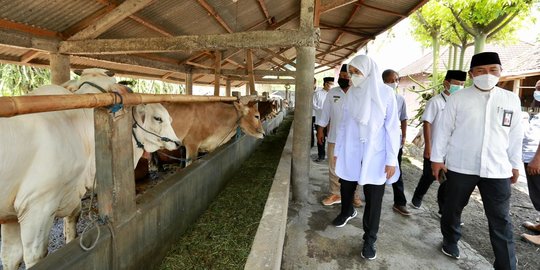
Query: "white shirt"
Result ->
[[315, 87, 346, 143], [523, 113, 540, 163], [334, 85, 401, 185], [422, 92, 450, 142], [312, 87, 322, 116], [313, 88, 328, 119], [396, 94, 408, 121], [431, 86, 524, 178]]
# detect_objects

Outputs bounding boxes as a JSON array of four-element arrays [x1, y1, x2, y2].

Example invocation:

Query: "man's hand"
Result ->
[[527, 157, 540, 176], [401, 137, 406, 147], [385, 165, 396, 179], [510, 169, 519, 184], [432, 162, 447, 182]]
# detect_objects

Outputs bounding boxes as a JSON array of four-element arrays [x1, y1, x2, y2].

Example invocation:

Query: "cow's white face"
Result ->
[[234, 101, 264, 139], [73, 68, 117, 94], [134, 103, 180, 153]]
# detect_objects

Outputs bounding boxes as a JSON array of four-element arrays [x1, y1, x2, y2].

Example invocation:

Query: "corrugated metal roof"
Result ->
[[0, 0, 428, 85]]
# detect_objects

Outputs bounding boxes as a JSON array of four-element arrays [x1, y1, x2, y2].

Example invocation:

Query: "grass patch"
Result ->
[[160, 115, 293, 270]]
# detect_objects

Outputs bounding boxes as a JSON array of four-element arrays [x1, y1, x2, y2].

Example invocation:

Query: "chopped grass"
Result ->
[[160, 115, 293, 270]]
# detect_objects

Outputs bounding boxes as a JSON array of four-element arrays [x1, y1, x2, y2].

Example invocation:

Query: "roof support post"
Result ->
[[214, 50, 222, 96], [246, 49, 256, 95], [49, 53, 70, 85], [292, 0, 316, 204], [226, 77, 232, 97], [185, 70, 193, 95]]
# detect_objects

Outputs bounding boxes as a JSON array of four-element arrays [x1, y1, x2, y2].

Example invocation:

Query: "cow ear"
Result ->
[[105, 70, 115, 77], [233, 102, 248, 115], [136, 104, 147, 116], [74, 69, 83, 76]]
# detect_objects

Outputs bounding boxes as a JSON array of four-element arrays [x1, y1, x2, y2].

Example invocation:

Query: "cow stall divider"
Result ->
[[0, 93, 285, 269]]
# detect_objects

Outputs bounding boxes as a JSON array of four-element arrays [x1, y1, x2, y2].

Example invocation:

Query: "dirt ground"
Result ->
[[402, 144, 540, 270]]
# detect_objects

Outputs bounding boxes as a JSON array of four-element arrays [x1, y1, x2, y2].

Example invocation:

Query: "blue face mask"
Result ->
[[448, 84, 463, 94]]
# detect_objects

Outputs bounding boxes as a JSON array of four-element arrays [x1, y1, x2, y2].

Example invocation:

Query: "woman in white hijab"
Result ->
[[332, 54, 401, 260]]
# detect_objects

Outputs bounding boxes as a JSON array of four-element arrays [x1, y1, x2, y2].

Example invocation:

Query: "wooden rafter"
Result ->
[[267, 12, 299, 30], [20, 50, 42, 63], [262, 48, 296, 67], [320, 0, 357, 13], [256, 0, 274, 25], [321, 0, 363, 61], [359, 3, 406, 17], [0, 19, 58, 38], [316, 37, 369, 58], [196, 0, 234, 33], [267, 58, 291, 71], [314, 0, 321, 27], [319, 22, 372, 37], [61, 5, 116, 38], [69, 0, 155, 40]]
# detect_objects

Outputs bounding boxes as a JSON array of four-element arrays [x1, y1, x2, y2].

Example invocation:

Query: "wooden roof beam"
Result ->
[[246, 49, 256, 94], [20, 50, 42, 63], [61, 5, 116, 38], [359, 3, 406, 18], [60, 29, 319, 54], [0, 19, 59, 38], [316, 37, 370, 58], [321, 0, 363, 61], [69, 0, 155, 40], [262, 48, 296, 67], [214, 50, 222, 95], [196, 0, 234, 33], [256, 0, 274, 25], [0, 29, 59, 52], [319, 22, 373, 37], [320, 0, 358, 13]]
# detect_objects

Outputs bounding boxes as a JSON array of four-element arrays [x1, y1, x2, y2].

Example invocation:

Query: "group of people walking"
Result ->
[[310, 52, 540, 269]]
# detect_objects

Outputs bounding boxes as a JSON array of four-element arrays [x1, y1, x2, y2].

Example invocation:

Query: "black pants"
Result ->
[[412, 157, 447, 212], [392, 148, 407, 206], [315, 125, 327, 159], [339, 180, 385, 245], [525, 162, 540, 211], [311, 116, 316, 148], [441, 171, 516, 270]]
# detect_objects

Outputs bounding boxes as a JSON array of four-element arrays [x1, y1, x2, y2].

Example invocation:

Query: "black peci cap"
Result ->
[[444, 70, 467, 82], [470, 52, 501, 69], [323, 77, 334, 83]]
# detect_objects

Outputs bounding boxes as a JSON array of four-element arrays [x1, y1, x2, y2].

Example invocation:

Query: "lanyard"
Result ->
[[441, 93, 447, 103]]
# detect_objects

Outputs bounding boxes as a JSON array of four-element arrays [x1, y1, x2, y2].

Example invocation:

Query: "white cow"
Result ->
[[0, 68, 180, 270]]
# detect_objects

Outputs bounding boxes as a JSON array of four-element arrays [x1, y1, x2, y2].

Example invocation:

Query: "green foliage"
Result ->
[[410, 1, 452, 47], [408, 73, 446, 126], [116, 77, 185, 94], [0, 64, 51, 96]]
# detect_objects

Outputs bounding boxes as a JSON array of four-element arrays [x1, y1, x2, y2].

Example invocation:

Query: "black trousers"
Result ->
[[525, 162, 540, 211], [339, 180, 385, 245], [315, 125, 327, 159], [412, 157, 447, 212], [311, 116, 316, 148], [392, 148, 407, 206], [441, 171, 516, 270]]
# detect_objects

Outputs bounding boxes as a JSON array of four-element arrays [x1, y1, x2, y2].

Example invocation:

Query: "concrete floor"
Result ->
[[281, 145, 495, 270]]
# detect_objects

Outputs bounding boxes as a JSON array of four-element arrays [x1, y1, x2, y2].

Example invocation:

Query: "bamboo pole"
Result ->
[[0, 93, 237, 117]]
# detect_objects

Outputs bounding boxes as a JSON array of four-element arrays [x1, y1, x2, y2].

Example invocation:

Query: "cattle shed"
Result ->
[[0, 0, 429, 269]]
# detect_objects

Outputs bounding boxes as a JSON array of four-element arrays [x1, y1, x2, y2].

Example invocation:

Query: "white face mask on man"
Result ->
[[534, 90, 540, 102], [385, 82, 398, 90], [473, 74, 499, 90], [351, 74, 366, 87]]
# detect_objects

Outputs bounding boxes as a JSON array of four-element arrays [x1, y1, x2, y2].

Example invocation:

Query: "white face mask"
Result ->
[[473, 74, 499, 90], [351, 74, 366, 87], [385, 82, 398, 90], [534, 90, 540, 102]]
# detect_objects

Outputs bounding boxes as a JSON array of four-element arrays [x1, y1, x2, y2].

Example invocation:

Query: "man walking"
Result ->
[[431, 52, 522, 270]]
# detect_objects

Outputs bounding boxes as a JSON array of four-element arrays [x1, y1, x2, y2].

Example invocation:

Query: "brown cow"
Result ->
[[163, 101, 264, 164]]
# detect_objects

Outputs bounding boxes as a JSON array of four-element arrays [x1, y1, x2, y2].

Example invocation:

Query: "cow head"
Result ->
[[133, 103, 181, 153], [72, 68, 118, 94], [234, 101, 264, 139]]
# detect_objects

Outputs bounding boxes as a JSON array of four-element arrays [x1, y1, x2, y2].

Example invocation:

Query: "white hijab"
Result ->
[[345, 55, 385, 141]]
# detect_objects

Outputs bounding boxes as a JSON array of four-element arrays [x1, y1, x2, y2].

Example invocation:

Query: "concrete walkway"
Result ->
[[281, 146, 494, 270]]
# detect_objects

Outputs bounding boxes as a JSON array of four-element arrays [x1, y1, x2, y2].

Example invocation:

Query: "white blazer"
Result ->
[[334, 85, 401, 185]]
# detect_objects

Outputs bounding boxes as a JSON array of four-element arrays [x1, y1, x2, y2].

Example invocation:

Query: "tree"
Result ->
[[447, 0, 534, 53], [0, 64, 51, 96], [410, 1, 452, 85]]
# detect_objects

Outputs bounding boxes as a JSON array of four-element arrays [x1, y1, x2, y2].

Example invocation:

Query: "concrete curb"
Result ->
[[244, 125, 293, 270]]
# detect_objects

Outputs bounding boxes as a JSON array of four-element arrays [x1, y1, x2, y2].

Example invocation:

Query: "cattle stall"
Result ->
[[0, 92, 285, 269]]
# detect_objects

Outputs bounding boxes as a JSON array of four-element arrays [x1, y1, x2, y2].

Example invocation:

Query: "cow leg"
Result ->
[[184, 144, 199, 167], [18, 208, 55, 268], [1, 223, 23, 270], [63, 204, 81, 243]]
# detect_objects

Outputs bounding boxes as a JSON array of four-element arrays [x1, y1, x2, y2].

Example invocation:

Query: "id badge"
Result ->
[[502, 110, 513, 127]]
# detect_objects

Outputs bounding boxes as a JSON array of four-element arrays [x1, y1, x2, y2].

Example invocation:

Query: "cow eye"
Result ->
[[153, 116, 163, 123], [255, 115, 260, 119]]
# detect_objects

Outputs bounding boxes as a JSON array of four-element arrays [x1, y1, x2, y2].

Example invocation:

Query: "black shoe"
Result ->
[[411, 198, 422, 209], [441, 245, 460, 259], [361, 242, 377, 260], [332, 209, 357, 227]]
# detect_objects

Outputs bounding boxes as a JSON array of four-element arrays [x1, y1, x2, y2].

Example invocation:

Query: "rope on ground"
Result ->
[[79, 176, 101, 251]]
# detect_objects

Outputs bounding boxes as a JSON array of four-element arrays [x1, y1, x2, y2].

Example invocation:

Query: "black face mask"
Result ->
[[337, 78, 350, 89]]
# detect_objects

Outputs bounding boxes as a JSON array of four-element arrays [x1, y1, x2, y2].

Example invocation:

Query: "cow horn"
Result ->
[[105, 70, 115, 77], [73, 69, 83, 75]]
